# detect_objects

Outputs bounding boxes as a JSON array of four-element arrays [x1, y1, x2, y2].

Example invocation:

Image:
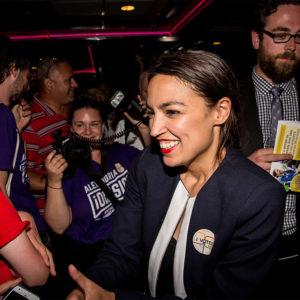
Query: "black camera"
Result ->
[[109, 91, 148, 124], [52, 130, 91, 169]]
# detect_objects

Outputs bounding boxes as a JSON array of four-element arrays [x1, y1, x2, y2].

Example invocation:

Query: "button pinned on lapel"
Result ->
[[192, 229, 215, 255]]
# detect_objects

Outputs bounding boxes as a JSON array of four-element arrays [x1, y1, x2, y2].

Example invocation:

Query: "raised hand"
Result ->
[[66, 265, 115, 300], [11, 99, 31, 132]]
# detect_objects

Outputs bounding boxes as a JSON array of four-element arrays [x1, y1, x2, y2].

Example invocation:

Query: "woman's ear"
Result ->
[[214, 97, 231, 125]]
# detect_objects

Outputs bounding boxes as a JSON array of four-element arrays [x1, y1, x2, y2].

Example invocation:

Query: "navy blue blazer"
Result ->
[[87, 145, 285, 299]]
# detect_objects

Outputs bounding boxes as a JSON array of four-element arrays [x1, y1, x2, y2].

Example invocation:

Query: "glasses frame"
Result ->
[[261, 29, 300, 44]]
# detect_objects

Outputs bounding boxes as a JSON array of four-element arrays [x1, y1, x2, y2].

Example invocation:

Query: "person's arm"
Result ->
[[122, 94, 152, 147], [124, 112, 151, 147], [0, 194, 50, 287], [44, 151, 72, 234], [207, 180, 286, 298], [67, 265, 184, 300], [18, 211, 56, 277], [0, 170, 10, 201], [26, 171, 46, 194], [136, 122, 152, 147], [0, 229, 50, 287], [0, 167, 55, 277], [248, 147, 293, 172]]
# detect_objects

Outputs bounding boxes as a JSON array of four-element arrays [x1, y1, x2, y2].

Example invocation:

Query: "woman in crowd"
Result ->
[[0, 189, 50, 295], [44, 97, 140, 294], [67, 50, 286, 299], [112, 70, 152, 150]]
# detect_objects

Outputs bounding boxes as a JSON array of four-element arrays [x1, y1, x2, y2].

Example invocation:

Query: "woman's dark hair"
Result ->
[[253, 0, 300, 33], [148, 50, 240, 159], [68, 97, 107, 125]]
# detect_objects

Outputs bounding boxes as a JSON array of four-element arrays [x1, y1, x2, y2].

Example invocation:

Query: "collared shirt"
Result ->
[[252, 67, 299, 235], [21, 95, 69, 215]]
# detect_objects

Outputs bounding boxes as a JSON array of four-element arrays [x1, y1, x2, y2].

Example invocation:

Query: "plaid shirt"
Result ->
[[252, 68, 299, 235]]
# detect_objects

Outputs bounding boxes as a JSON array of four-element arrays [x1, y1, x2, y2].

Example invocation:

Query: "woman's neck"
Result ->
[[180, 148, 226, 197], [91, 149, 101, 164]]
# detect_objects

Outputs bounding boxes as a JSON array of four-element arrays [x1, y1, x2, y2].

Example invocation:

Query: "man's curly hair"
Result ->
[[253, 0, 300, 32], [0, 36, 30, 84]]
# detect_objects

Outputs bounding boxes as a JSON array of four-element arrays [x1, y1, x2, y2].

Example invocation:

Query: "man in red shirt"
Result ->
[[22, 57, 78, 216]]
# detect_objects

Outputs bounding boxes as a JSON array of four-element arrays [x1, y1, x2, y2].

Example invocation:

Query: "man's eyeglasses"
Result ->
[[45, 57, 58, 78], [262, 29, 300, 44]]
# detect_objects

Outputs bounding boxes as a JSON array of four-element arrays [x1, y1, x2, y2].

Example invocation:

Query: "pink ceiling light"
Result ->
[[8, 0, 213, 41], [170, 0, 213, 35]]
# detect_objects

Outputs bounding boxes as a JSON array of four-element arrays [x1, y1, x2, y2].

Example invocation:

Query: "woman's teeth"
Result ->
[[159, 141, 179, 149]]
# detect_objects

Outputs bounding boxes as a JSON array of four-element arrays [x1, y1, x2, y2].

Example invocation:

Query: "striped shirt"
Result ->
[[22, 95, 69, 215]]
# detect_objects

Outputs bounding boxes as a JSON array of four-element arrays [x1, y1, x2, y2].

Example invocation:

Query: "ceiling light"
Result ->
[[86, 37, 106, 41], [121, 5, 135, 11], [158, 35, 179, 42], [213, 41, 222, 45]]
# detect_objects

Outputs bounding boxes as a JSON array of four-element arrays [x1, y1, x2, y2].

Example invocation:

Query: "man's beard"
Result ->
[[9, 92, 23, 108], [258, 47, 300, 84], [9, 77, 29, 108]]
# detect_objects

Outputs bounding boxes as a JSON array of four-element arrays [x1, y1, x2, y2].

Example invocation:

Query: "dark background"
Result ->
[[0, 0, 260, 94]]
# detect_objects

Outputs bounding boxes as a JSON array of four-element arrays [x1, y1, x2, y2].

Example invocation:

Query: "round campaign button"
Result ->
[[192, 229, 215, 255]]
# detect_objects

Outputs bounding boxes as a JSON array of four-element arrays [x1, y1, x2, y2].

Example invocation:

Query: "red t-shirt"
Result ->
[[0, 190, 29, 284]]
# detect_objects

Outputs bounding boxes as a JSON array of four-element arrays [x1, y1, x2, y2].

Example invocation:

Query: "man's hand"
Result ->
[[248, 148, 293, 172], [66, 264, 115, 300], [11, 100, 31, 132], [123, 111, 151, 147], [18, 211, 56, 276], [0, 278, 22, 299], [123, 95, 151, 147]]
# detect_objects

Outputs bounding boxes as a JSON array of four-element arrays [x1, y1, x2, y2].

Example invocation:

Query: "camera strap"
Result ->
[[83, 147, 119, 209]]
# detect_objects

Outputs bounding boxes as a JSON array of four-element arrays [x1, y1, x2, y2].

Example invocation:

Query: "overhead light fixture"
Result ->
[[158, 35, 179, 42], [213, 41, 222, 45], [86, 37, 106, 41], [8, 0, 212, 41], [121, 5, 135, 11]]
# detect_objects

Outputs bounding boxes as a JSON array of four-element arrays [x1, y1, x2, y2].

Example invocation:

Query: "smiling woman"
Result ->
[[66, 50, 286, 300], [43, 97, 141, 296]]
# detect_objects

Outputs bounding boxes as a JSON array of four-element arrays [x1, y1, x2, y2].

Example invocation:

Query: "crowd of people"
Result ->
[[0, 0, 299, 299]]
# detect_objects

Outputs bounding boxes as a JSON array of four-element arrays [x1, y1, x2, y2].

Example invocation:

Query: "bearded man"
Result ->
[[238, 0, 300, 298]]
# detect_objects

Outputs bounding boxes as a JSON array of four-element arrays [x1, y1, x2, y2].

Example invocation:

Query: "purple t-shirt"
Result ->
[[62, 143, 140, 244], [0, 104, 45, 231]]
